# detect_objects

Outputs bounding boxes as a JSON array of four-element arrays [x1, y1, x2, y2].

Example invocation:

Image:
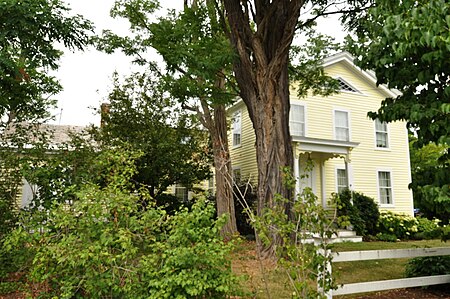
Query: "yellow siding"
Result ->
[[229, 58, 413, 215], [228, 101, 258, 184]]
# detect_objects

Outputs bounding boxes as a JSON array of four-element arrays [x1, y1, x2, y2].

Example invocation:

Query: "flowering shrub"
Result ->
[[377, 211, 418, 240], [413, 217, 441, 239]]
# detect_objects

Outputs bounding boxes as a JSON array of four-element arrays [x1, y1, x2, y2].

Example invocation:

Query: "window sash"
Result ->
[[334, 111, 349, 141], [337, 168, 348, 193], [289, 104, 305, 136], [378, 171, 392, 204], [375, 120, 389, 148], [232, 112, 241, 146]]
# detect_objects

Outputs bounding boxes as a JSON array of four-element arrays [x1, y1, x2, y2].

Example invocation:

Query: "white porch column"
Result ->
[[320, 160, 327, 208], [294, 151, 300, 199]]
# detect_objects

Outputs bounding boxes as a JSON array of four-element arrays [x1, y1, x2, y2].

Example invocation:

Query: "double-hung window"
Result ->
[[336, 168, 348, 193], [334, 110, 349, 141], [232, 111, 242, 147], [289, 104, 305, 136], [375, 119, 389, 148], [378, 171, 393, 205]]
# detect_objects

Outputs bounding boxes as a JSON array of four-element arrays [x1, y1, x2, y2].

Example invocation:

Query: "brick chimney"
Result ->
[[100, 103, 111, 128]]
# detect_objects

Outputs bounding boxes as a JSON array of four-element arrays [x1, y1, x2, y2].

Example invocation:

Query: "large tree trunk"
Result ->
[[211, 104, 238, 238], [223, 0, 303, 257]]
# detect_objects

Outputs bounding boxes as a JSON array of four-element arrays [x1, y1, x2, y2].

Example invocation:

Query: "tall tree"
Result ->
[[0, 0, 93, 129], [98, 0, 239, 236], [220, 0, 369, 255], [347, 0, 450, 213], [99, 72, 212, 202], [409, 135, 449, 223]]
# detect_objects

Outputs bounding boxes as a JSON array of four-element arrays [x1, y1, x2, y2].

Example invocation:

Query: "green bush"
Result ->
[[4, 149, 241, 299], [405, 256, 450, 277], [377, 211, 418, 240], [333, 189, 380, 237], [413, 217, 441, 240]]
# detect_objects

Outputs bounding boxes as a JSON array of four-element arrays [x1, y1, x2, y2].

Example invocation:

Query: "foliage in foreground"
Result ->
[[254, 172, 336, 298], [405, 256, 450, 278], [3, 149, 240, 299]]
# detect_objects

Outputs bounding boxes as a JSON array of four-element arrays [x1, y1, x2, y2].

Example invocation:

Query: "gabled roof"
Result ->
[[322, 51, 401, 98]]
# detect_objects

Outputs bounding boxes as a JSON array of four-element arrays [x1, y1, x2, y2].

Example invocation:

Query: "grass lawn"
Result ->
[[232, 239, 450, 299]]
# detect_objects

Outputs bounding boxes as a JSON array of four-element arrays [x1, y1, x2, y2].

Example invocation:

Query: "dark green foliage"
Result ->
[[334, 189, 380, 237], [405, 256, 450, 278], [233, 182, 257, 238], [409, 135, 450, 224], [97, 72, 212, 200]]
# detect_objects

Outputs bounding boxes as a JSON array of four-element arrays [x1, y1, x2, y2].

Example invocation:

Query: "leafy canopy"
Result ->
[[98, 72, 212, 199], [347, 0, 450, 213], [0, 0, 93, 126]]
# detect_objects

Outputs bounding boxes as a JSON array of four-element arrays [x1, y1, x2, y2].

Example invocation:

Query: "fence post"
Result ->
[[316, 238, 332, 299]]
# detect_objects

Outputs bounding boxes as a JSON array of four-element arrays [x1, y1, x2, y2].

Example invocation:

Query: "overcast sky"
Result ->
[[52, 1, 344, 127]]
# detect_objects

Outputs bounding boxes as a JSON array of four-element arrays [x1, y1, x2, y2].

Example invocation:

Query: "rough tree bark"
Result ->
[[222, 0, 303, 256], [196, 74, 238, 238]]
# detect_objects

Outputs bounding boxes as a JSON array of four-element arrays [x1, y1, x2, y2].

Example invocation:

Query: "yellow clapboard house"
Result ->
[[228, 52, 414, 216]]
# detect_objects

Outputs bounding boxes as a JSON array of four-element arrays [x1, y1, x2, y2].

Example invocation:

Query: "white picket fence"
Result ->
[[323, 246, 450, 298]]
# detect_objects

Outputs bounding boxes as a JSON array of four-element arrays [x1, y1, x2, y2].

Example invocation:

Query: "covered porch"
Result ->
[[292, 136, 359, 207]]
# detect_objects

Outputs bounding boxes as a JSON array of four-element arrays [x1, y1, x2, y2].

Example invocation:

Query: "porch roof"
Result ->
[[292, 136, 359, 156]]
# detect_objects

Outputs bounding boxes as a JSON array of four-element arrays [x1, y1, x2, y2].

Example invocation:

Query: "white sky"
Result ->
[[52, 1, 345, 126]]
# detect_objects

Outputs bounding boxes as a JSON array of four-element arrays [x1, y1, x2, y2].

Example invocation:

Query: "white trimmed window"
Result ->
[[289, 104, 305, 136], [378, 171, 393, 205], [174, 184, 189, 202], [334, 110, 349, 141], [375, 119, 389, 148], [232, 111, 242, 147], [336, 168, 348, 193]]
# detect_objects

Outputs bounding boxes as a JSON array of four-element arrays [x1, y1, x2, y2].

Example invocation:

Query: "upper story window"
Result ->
[[375, 119, 389, 148], [378, 171, 393, 205], [334, 110, 350, 141], [337, 77, 359, 93], [289, 104, 305, 136], [232, 111, 242, 147]]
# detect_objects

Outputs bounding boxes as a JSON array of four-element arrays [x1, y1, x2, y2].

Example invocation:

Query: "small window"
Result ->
[[375, 119, 389, 148], [232, 111, 242, 147], [289, 104, 305, 136], [174, 184, 189, 202], [334, 110, 349, 141], [337, 77, 358, 93], [378, 171, 393, 205], [336, 168, 348, 193], [208, 175, 214, 195]]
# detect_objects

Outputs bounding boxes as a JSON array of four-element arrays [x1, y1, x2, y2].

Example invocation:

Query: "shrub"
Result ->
[[333, 189, 380, 237], [405, 256, 450, 277], [233, 182, 257, 238], [4, 149, 241, 299], [413, 217, 441, 240], [377, 211, 418, 240]]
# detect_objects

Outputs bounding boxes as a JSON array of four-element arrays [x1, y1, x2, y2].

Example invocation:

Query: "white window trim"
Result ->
[[374, 119, 391, 151], [335, 166, 348, 193], [376, 168, 395, 207], [333, 108, 351, 141], [232, 110, 242, 148], [290, 99, 308, 137]]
